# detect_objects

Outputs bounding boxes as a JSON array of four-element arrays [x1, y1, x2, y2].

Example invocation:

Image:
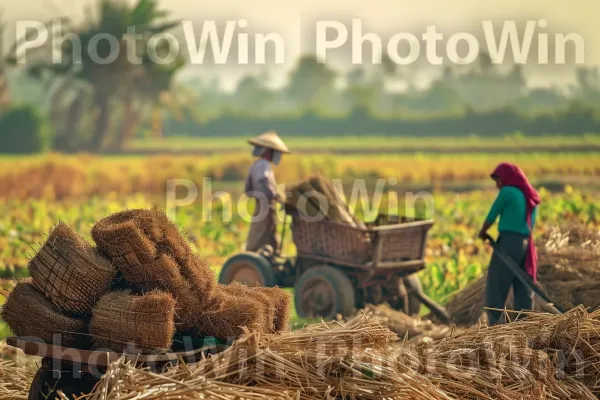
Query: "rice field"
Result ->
[[0, 147, 599, 340], [130, 134, 600, 153], [1, 152, 600, 201]]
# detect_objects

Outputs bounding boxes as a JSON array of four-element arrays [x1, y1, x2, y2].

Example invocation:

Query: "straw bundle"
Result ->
[[195, 287, 267, 340], [28, 222, 115, 316], [91, 209, 160, 263], [90, 290, 176, 353], [92, 209, 217, 331], [220, 283, 276, 333], [257, 286, 292, 333], [1, 279, 86, 347], [285, 174, 358, 226]]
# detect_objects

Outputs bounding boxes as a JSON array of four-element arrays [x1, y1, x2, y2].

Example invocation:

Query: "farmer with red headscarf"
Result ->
[[478, 162, 540, 325]]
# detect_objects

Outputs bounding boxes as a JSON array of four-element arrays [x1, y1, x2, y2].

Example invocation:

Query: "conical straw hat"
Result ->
[[248, 130, 290, 153]]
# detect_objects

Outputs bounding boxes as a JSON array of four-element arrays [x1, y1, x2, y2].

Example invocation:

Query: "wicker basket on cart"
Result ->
[[291, 215, 374, 265], [291, 213, 432, 270]]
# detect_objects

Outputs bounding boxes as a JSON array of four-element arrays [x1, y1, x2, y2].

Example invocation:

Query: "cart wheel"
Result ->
[[29, 363, 99, 400], [294, 266, 355, 320], [219, 252, 277, 287]]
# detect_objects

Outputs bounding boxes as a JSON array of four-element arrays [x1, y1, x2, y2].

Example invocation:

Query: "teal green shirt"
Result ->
[[485, 186, 537, 235]]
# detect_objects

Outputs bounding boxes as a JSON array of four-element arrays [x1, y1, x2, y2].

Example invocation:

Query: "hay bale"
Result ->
[[195, 288, 266, 340], [220, 283, 275, 333], [107, 252, 201, 331], [28, 222, 116, 316], [90, 290, 176, 353], [307, 175, 353, 225], [257, 287, 292, 333], [285, 182, 324, 219], [155, 213, 193, 266], [91, 209, 158, 263], [1, 279, 86, 347], [179, 254, 217, 311], [93, 209, 217, 331]]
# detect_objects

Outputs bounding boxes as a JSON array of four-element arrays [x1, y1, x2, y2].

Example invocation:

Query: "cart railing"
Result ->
[[290, 214, 433, 271]]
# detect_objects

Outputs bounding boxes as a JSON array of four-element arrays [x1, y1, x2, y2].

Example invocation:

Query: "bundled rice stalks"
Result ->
[[28, 222, 115, 316], [89, 290, 176, 353], [363, 304, 457, 343], [257, 286, 292, 333], [285, 174, 357, 226], [1, 279, 86, 347], [92, 209, 216, 331], [91, 209, 160, 263], [219, 283, 276, 334], [195, 288, 267, 340], [0, 360, 35, 400]]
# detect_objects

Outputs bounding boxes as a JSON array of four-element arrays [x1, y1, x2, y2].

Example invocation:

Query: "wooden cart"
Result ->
[[220, 213, 449, 321], [7, 335, 228, 400]]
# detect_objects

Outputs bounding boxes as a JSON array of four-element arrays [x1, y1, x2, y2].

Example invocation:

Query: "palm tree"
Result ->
[[28, 0, 182, 152], [109, 47, 189, 150]]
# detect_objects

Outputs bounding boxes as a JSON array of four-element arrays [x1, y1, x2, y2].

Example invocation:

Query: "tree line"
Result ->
[[2, 1, 600, 153]]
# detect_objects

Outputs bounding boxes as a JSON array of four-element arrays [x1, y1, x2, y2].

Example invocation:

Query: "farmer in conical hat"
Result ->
[[244, 130, 290, 252]]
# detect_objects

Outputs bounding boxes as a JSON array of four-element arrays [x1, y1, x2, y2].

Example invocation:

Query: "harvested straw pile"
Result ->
[[285, 174, 364, 227], [28, 222, 115, 316], [445, 226, 600, 325], [363, 304, 457, 344], [3, 208, 290, 354], [92, 209, 217, 331], [90, 290, 176, 352], [86, 308, 600, 399], [1, 279, 86, 347], [0, 360, 35, 400], [286, 174, 371, 261]]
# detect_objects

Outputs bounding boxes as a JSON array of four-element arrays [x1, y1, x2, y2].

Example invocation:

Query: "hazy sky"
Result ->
[[4, 0, 600, 90]]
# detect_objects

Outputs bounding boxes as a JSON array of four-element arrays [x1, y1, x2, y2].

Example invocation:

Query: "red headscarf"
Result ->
[[491, 162, 541, 282]]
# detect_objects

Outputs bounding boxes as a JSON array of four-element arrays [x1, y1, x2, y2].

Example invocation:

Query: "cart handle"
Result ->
[[278, 206, 287, 256]]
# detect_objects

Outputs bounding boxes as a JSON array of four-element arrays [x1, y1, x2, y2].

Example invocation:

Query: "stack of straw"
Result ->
[[285, 174, 364, 228], [92, 209, 292, 345], [445, 225, 600, 325], [1, 208, 292, 354], [1, 222, 116, 348], [85, 307, 600, 399], [0, 360, 35, 400], [362, 304, 458, 344]]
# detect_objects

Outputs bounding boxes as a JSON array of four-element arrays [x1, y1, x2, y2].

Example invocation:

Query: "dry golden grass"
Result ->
[[85, 308, 600, 399], [1, 153, 599, 200]]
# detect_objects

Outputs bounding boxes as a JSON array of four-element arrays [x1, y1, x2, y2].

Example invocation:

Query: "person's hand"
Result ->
[[478, 229, 487, 240]]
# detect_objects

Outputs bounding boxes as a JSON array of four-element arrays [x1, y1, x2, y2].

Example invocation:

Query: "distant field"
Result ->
[[129, 134, 600, 154], [1, 151, 600, 201]]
